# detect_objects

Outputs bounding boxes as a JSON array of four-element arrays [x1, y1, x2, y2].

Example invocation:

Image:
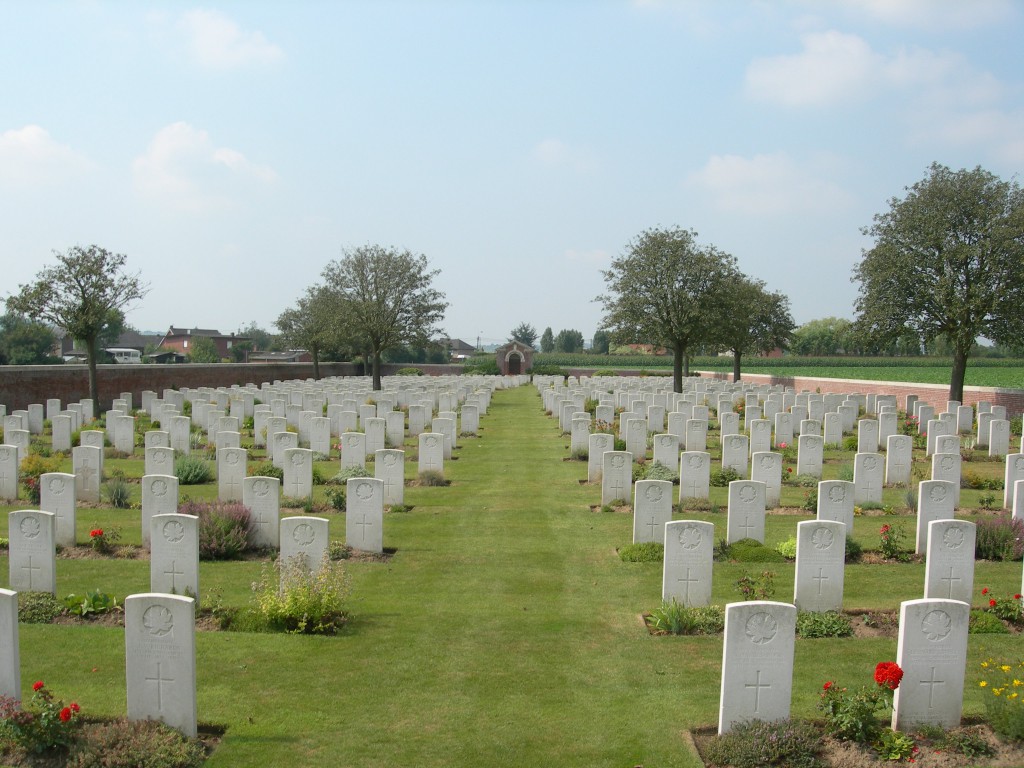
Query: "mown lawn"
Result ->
[[1, 384, 1022, 767]]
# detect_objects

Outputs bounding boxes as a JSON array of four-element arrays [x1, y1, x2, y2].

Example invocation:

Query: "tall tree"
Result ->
[[598, 226, 737, 392], [321, 244, 448, 390], [789, 317, 855, 356], [187, 336, 220, 363], [714, 276, 794, 381], [592, 329, 610, 355], [0, 313, 59, 365], [853, 163, 1024, 400], [509, 322, 538, 349], [6, 245, 148, 405], [539, 327, 554, 353], [276, 285, 339, 379], [554, 328, 585, 353]]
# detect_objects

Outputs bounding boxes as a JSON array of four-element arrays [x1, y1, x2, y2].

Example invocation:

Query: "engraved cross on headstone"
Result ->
[[919, 666, 945, 709], [812, 568, 829, 596], [744, 669, 771, 713], [164, 560, 185, 592], [676, 567, 699, 601], [738, 514, 756, 538], [355, 514, 372, 541], [939, 566, 961, 599], [145, 661, 176, 712], [22, 555, 40, 589]]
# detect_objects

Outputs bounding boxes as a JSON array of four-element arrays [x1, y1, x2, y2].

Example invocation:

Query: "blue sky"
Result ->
[[2, 0, 1022, 347]]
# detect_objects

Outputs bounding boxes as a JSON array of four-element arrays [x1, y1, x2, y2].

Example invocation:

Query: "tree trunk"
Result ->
[[949, 344, 969, 402], [85, 334, 100, 409], [672, 344, 684, 393], [311, 348, 321, 380], [733, 350, 742, 382], [372, 348, 383, 391], [683, 351, 691, 379]]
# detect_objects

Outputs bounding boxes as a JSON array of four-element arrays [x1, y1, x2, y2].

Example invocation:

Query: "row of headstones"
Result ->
[[7, 470, 394, 597], [0, 587, 198, 736]]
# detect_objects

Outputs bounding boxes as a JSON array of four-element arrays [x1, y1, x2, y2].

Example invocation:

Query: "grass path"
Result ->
[[12, 384, 1024, 767]]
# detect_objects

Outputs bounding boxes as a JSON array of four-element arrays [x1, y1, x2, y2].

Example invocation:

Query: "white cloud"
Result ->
[[132, 121, 277, 212], [0, 125, 94, 185], [745, 30, 998, 109], [918, 109, 1024, 165], [686, 152, 852, 216], [841, 0, 1015, 30], [179, 9, 284, 70]]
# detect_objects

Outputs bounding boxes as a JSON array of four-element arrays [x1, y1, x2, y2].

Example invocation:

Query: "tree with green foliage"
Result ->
[[539, 326, 554, 353], [592, 329, 610, 355], [715, 275, 794, 381], [598, 226, 738, 392], [554, 328, 585, 353], [789, 317, 855, 356], [321, 245, 447, 390], [853, 163, 1024, 401], [276, 285, 341, 379], [0, 313, 59, 365], [187, 336, 220, 363], [509, 322, 538, 349], [6, 245, 148, 405]]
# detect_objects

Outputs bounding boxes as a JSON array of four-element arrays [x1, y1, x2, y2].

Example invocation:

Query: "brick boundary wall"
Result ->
[[563, 368, 1024, 419], [0, 362, 464, 411]]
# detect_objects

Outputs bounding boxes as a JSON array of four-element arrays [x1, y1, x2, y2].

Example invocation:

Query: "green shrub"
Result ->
[[618, 542, 663, 562], [102, 477, 132, 509], [325, 486, 346, 511], [969, 609, 1009, 634], [66, 719, 206, 768], [570, 446, 588, 461], [975, 516, 1024, 561], [174, 454, 213, 485], [418, 470, 448, 486], [62, 590, 118, 618], [729, 539, 787, 563], [592, 369, 618, 377], [775, 536, 797, 560], [734, 570, 776, 600], [702, 718, 823, 768], [250, 554, 350, 634], [874, 728, 916, 761], [796, 610, 853, 638], [528, 365, 567, 377], [178, 500, 255, 560], [17, 592, 61, 623], [0, 681, 82, 754], [247, 461, 284, 481], [395, 367, 424, 376], [981, 659, 1024, 742], [643, 461, 676, 483], [845, 536, 863, 563], [647, 600, 723, 635], [709, 467, 741, 487], [19, 453, 62, 504], [934, 726, 995, 758]]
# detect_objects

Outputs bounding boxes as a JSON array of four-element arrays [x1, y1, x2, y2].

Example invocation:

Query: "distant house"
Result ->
[[58, 329, 161, 362], [439, 338, 476, 361], [158, 327, 250, 359], [247, 350, 313, 363]]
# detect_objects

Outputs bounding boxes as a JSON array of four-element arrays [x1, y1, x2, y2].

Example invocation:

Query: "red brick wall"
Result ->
[[0, 362, 465, 411]]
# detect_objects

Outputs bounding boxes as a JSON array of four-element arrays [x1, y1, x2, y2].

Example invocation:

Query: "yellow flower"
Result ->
[[1014, 679, 1022, 687], [980, 681, 988, 687], [995, 689, 1003, 696], [1002, 665, 1012, 672], [1011, 693, 1019, 700], [982, 661, 990, 668]]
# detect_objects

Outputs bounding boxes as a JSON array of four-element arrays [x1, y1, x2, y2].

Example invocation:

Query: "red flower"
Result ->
[[90, 529, 103, 538], [59, 707, 71, 722], [880, 524, 891, 534], [786, 467, 793, 473], [990, 599, 998, 608], [874, 661, 904, 690], [70, 702, 80, 713], [1016, 594, 1022, 601], [982, 587, 989, 595], [32, 681, 44, 692], [823, 681, 834, 691]]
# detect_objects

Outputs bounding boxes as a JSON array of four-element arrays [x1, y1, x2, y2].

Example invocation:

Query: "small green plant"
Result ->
[[395, 367, 424, 376], [643, 461, 676, 483], [979, 658, 1024, 742], [647, 600, 723, 635], [250, 554, 350, 635], [975, 517, 1024, 561], [0, 680, 81, 754], [247, 461, 284, 481], [873, 727, 916, 761], [65, 718, 206, 768], [331, 465, 372, 485], [178, 500, 255, 560], [618, 542, 663, 562], [61, 590, 118, 617], [17, 592, 61, 624], [818, 661, 903, 744], [702, 718, 823, 768], [979, 491, 998, 509], [102, 477, 132, 509], [774, 536, 797, 560], [728, 539, 787, 563], [796, 610, 853, 638], [734, 570, 775, 600], [570, 446, 588, 461], [174, 454, 213, 485], [932, 725, 996, 758], [709, 467, 741, 487], [877, 522, 908, 560], [88, 526, 120, 555], [970, 609, 1010, 634], [845, 536, 863, 563], [328, 540, 351, 560], [325, 486, 346, 511], [417, 470, 448, 486], [981, 587, 1023, 622]]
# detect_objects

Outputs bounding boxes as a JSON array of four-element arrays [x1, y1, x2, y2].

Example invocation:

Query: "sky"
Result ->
[[1, 0, 1022, 348]]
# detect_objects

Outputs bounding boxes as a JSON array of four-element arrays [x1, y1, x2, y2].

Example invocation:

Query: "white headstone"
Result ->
[[924, 520, 975, 603], [916, 480, 956, 555], [0, 446, 17, 502], [727, 480, 766, 544], [601, 451, 633, 506], [283, 448, 313, 499], [375, 449, 405, 506], [718, 601, 796, 734], [588, 433, 613, 484], [816, 480, 855, 529], [39, 472, 76, 547], [125, 593, 197, 737], [418, 432, 445, 477], [885, 435, 913, 486], [9, 510, 56, 593], [141, 475, 179, 547], [242, 476, 280, 549], [853, 452, 884, 505], [0, 589, 19, 700], [346, 477, 384, 553], [891, 598, 969, 731], [280, 516, 329, 572], [632, 480, 672, 544], [678, 451, 710, 502], [793, 520, 846, 613], [72, 445, 103, 503], [150, 514, 199, 599], [721, 434, 749, 476], [750, 451, 782, 507], [662, 520, 714, 606]]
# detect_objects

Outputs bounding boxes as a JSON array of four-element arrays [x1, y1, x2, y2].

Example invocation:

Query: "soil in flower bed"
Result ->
[[691, 719, 1024, 767]]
